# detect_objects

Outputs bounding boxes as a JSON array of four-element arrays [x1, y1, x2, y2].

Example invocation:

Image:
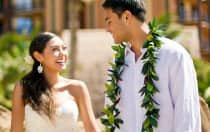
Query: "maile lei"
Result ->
[[101, 19, 163, 132]]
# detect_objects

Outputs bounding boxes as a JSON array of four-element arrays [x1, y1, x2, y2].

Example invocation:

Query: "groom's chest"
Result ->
[[118, 59, 144, 99]]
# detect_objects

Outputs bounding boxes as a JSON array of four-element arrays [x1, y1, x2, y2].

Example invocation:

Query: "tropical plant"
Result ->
[[193, 58, 210, 108], [0, 32, 34, 109], [157, 14, 182, 39]]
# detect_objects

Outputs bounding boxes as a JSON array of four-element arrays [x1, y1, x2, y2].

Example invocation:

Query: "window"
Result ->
[[15, 0, 32, 11], [177, 0, 199, 23], [13, 17, 33, 34]]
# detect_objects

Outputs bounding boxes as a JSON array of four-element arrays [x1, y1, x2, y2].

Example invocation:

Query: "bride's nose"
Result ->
[[59, 48, 68, 57]]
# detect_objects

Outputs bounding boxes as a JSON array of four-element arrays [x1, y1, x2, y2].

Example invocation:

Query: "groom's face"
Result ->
[[104, 8, 130, 44]]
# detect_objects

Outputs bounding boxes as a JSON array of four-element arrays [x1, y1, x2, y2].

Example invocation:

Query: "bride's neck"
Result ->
[[44, 71, 60, 87]]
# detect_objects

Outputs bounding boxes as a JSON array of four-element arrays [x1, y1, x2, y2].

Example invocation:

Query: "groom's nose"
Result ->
[[106, 26, 112, 34]]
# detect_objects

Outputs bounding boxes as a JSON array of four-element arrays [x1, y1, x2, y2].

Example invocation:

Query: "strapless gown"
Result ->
[[24, 91, 80, 132]]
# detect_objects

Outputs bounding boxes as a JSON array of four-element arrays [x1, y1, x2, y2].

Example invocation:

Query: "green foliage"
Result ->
[[140, 19, 162, 132], [193, 58, 210, 108], [157, 14, 182, 39], [0, 23, 41, 109], [101, 43, 126, 132], [0, 32, 33, 109]]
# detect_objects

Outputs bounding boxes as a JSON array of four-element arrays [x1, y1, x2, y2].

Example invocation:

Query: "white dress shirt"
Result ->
[[105, 37, 201, 132]]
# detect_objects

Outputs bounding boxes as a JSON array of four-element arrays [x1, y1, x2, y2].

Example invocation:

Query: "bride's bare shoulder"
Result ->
[[61, 77, 86, 88], [62, 78, 88, 99]]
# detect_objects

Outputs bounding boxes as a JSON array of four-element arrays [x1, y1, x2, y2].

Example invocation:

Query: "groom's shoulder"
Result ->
[[159, 37, 191, 60]]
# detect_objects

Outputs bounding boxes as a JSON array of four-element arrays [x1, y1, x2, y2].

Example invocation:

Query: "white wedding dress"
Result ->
[[24, 91, 80, 132]]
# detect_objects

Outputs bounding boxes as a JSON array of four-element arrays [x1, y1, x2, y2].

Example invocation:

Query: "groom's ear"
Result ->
[[122, 10, 132, 25]]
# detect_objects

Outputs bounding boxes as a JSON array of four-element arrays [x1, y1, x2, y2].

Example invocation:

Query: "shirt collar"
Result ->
[[125, 43, 147, 58]]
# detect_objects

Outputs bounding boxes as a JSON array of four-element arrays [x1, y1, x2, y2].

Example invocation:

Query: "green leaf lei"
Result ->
[[101, 19, 163, 132], [101, 42, 126, 132]]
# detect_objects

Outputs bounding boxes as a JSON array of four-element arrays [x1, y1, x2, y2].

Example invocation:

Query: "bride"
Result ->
[[10, 32, 100, 132]]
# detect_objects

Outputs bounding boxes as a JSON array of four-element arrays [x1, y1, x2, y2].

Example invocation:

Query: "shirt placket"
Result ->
[[134, 59, 144, 132]]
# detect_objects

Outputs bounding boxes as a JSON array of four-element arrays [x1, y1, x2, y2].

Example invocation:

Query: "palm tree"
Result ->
[[69, 0, 79, 78], [68, 0, 92, 78]]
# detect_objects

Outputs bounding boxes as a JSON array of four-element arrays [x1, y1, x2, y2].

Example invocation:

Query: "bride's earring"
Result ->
[[37, 63, 43, 74]]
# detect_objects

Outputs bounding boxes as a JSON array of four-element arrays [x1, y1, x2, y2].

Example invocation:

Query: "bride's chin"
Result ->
[[58, 67, 66, 71]]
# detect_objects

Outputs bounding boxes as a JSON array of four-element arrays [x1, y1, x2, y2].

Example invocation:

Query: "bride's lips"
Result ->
[[56, 60, 66, 67]]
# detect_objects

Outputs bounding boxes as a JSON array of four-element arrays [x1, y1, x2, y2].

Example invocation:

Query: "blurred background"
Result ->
[[0, 0, 210, 131]]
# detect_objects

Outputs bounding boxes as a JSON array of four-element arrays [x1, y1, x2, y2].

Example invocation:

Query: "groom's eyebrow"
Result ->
[[105, 17, 110, 22]]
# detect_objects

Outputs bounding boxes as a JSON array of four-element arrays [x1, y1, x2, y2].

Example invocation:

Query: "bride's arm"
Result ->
[[10, 82, 25, 132], [70, 81, 100, 132]]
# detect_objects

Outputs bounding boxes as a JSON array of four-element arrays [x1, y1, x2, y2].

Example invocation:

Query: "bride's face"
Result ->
[[40, 37, 68, 72]]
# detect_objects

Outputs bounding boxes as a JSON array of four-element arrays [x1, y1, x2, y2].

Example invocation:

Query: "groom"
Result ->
[[102, 0, 201, 132]]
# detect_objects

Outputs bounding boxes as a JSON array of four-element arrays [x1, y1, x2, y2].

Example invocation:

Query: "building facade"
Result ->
[[0, 0, 44, 34], [0, 0, 209, 60]]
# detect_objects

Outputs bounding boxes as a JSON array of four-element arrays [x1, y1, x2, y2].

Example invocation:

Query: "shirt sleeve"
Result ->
[[169, 51, 201, 132]]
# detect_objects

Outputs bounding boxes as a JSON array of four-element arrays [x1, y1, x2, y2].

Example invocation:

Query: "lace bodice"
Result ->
[[24, 91, 79, 132]]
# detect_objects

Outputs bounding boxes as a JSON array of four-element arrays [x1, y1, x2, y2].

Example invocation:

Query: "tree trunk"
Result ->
[[69, 0, 79, 78]]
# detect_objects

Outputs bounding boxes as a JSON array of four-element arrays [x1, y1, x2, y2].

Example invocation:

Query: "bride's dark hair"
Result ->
[[22, 32, 57, 119]]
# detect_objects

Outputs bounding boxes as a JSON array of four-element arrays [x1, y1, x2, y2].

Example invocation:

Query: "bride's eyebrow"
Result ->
[[49, 45, 67, 48], [49, 45, 59, 48]]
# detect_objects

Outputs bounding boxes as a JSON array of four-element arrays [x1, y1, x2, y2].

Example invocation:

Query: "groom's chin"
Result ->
[[114, 40, 123, 45]]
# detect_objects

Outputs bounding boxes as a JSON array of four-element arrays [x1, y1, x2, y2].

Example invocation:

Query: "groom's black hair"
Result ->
[[102, 0, 146, 22]]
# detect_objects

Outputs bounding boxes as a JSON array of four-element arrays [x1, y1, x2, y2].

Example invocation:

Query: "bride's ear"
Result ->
[[33, 51, 43, 62]]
